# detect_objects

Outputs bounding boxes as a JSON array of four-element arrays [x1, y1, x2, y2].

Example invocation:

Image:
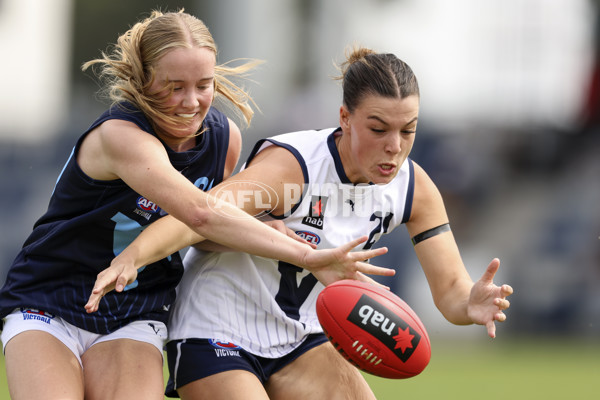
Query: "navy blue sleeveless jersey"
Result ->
[[0, 102, 230, 334]]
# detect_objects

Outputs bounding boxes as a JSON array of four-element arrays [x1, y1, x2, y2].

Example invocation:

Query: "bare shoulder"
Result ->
[[248, 141, 299, 165], [97, 119, 159, 148], [411, 161, 442, 202], [87, 119, 159, 156], [78, 119, 166, 180], [232, 143, 305, 215], [245, 142, 304, 179]]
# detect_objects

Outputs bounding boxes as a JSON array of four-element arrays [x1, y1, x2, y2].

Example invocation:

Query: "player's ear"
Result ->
[[339, 105, 350, 131]]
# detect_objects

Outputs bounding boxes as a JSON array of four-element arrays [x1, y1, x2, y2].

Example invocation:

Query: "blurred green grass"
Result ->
[[364, 337, 599, 400], [1, 338, 598, 399]]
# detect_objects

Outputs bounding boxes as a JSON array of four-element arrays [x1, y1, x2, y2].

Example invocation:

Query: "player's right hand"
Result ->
[[302, 235, 395, 286], [85, 256, 140, 313]]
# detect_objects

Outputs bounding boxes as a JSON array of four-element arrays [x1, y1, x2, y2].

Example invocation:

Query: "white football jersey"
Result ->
[[167, 128, 415, 358]]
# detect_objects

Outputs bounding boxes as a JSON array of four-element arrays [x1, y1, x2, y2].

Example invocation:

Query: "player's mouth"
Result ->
[[378, 163, 396, 176], [176, 113, 198, 119]]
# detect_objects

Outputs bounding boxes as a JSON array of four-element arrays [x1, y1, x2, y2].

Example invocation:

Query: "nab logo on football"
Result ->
[[347, 294, 421, 362], [295, 230, 321, 245], [302, 196, 328, 230], [137, 196, 160, 213]]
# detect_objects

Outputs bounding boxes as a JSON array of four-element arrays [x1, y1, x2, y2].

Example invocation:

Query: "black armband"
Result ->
[[411, 223, 451, 246]]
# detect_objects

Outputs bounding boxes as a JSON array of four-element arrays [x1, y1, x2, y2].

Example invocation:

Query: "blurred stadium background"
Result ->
[[1, 0, 598, 398]]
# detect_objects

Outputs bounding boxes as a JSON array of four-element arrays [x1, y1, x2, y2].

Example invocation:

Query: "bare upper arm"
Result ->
[[405, 161, 472, 305], [405, 161, 450, 238], [208, 144, 305, 216], [78, 119, 173, 180], [77, 119, 207, 223]]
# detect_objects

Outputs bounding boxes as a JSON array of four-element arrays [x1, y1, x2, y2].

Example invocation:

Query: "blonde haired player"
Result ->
[[0, 12, 391, 400]]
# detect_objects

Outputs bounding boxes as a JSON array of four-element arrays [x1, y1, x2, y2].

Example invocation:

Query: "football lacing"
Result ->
[[352, 340, 382, 365]]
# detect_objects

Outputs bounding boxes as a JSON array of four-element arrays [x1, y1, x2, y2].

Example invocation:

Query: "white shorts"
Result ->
[[1, 308, 167, 367]]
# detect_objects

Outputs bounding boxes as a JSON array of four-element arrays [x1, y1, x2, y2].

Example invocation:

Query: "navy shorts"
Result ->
[[165, 334, 329, 397]]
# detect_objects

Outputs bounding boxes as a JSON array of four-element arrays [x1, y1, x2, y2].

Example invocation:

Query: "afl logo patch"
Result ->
[[137, 196, 160, 213], [295, 230, 321, 245], [209, 339, 242, 350]]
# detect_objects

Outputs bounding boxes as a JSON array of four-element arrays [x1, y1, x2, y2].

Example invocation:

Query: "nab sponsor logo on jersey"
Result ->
[[295, 230, 321, 245], [347, 294, 421, 362], [137, 196, 160, 213], [209, 339, 242, 357], [20, 308, 55, 324], [302, 196, 328, 230]]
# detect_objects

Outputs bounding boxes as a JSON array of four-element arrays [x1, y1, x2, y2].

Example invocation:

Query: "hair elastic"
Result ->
[[411, 223, 451, 246]]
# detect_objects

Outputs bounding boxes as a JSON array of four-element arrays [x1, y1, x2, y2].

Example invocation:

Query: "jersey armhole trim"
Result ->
[[401, 158, 414, 224]]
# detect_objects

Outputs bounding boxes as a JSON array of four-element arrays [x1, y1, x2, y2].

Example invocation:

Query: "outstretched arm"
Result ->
[[86, 119, 380, 271], [85, 144, 393, 312], [407, 161, 513, 338]]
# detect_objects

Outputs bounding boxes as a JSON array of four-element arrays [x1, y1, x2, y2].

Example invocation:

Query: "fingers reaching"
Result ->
[[480, 258, 500, 283], [355, 261, 395, 277], [85, 289, 107, 314], [500, 284, 513, 298], [494, 296, 511, 310], [84, 263, 139, 313], [353, 246, 388, 262], [495, 311, 507, 323], [486, 320, 496, 339], [115, 274, 131, 292], [467, 257, 514, 338], [354, 272, 391, 290], [339, 235, 369, 252]]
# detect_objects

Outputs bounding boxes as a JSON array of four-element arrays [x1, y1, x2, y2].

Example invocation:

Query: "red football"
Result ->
[[316, 280, 431, 379]]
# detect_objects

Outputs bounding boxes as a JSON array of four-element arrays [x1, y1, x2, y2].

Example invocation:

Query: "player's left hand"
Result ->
[[467, 258, 513, 338]]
